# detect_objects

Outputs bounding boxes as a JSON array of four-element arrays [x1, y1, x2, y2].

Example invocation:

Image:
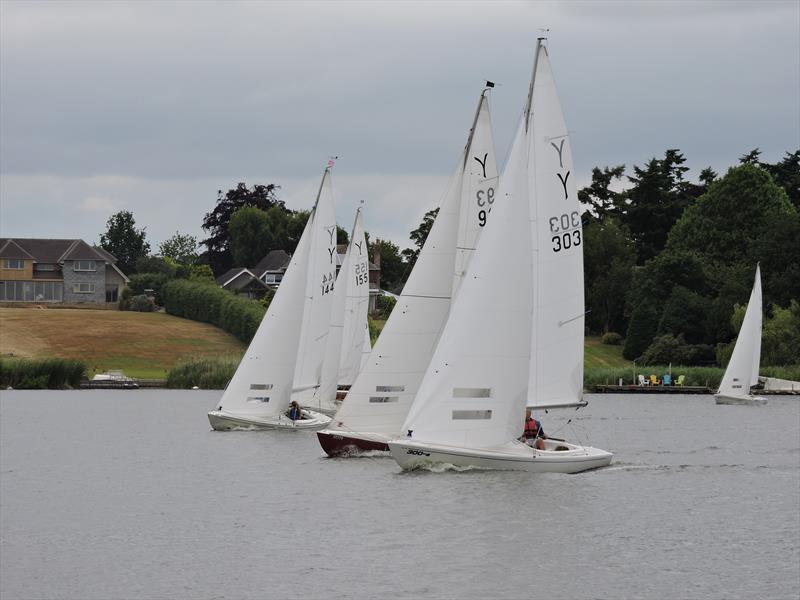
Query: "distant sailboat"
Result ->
[[317, 86, 499, 455], [304, 207, 371, 415], [389, 39, 612, 472], [207, 168, 337, 430], [715, 265, 767, 406]]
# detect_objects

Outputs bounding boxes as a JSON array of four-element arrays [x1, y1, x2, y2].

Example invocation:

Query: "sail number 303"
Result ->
[[549, 211, 581, 253]]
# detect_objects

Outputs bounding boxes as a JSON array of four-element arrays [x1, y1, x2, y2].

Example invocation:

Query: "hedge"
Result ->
[[161, 280, 266, 344]]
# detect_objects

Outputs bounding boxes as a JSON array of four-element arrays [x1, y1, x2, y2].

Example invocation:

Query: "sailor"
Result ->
[[288, 400, 302, 421], [522, 408, 546, 450]]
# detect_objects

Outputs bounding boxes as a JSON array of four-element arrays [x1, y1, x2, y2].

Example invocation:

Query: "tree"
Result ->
[[623, 298, 661, 361], [159, 231, 198, 264], [582, 216, 636, 334], [619, 149, 693, 264], [228, 207, 271, 267], [402, 208, 439, 269], [578, 165, 626, 219], [371, 239, 406, 293], [99, 211, 150, 275], [201, 183, 282, 274]]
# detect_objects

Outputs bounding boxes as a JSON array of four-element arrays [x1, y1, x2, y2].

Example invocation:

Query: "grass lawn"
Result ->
[[0, 307, 245, 379], [584, 336, 630, 369]]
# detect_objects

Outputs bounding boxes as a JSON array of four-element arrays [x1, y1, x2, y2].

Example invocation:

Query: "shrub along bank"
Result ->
[[161, 280, 266, 344]]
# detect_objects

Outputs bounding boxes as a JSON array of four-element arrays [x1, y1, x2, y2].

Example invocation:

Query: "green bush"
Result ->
[[0, 358, 86, 389], [601, 332, 623, 345], [166, 357, 239, 389], [162, 279, 267, 344], [373, 294, 396, 319], [128, 272, 170, 305], [127, 294, 156, 312]]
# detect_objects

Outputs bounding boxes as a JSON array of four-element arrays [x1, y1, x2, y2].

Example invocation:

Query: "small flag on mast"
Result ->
[[327, 155, 339, 168], [485, 81, 495, 88]]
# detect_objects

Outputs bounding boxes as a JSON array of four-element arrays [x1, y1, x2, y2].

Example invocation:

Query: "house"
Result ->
[[217, 247, 381, 309], [0, 238, 129, 306]]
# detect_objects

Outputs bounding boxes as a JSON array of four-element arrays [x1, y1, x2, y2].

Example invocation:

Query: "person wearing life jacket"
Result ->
[[522, 408, 546, 450]]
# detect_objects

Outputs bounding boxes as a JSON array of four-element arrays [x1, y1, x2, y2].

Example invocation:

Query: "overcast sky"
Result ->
[[1, 0, 798, 253]]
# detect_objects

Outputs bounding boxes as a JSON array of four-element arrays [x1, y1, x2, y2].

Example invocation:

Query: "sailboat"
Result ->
[[207, 167, 337, 430], [317, 86, 499, 455], [715, 265, 767, 405], [303, 207, 371, 416], [388, 39, 612, 472]]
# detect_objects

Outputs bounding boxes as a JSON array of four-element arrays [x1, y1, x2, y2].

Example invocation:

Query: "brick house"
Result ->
[[0, 238, 129, 306]]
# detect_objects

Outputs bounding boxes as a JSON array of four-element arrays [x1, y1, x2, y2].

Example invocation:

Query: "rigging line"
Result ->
[[400, 294, 451, 300]]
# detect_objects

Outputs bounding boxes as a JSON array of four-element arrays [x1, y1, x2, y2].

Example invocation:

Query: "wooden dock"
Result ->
[[592, 384, 713, 394]]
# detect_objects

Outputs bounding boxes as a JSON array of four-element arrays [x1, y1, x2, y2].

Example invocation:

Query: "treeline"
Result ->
[[580, 149, 799, 367], [161, 280, 267, 344]]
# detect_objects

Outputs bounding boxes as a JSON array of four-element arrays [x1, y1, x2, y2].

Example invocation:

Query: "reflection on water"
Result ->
[[1, 390, 798, 600]]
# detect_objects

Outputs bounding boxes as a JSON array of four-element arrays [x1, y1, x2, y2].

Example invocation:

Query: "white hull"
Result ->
[[208, 409, 332, 431], [714, 393, 767, 406], [388, 438, 612, 474]]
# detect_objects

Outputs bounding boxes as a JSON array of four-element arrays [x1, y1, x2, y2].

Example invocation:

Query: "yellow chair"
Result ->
[[649, 374, 661, 386], [676, 374, 685, 386]]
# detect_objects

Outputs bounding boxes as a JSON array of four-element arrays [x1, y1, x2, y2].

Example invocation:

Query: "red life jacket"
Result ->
[[524, 417, 540, 438]]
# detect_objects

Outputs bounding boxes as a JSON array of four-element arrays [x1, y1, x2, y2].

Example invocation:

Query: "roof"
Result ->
[[0, 239, 35, 260], [216, 267, 266, 288], [251, 250, 291, 277], [0, 238, 111, 264]]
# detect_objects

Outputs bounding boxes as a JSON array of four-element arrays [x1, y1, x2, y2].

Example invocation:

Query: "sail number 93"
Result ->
[[476, 187, 495, 227], [549, 211, 581, 253]]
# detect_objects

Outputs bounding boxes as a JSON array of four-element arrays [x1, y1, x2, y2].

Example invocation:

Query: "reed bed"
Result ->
[[166, 357, 239, 390], [0, 358, 86, 389]]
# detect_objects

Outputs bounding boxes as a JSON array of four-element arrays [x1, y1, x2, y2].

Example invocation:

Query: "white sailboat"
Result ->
[[317, 87, 499, 455], [207, 168, 337, 430], [715, 265, 767, 405], [389, 39, 612, 473], [303, 207, 371, 415]]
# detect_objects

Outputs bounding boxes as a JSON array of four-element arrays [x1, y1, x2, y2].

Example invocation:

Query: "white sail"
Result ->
[[213, 207, 315, 419], [718, 265, 763, 399], [360, 325, 372, 371], [322, 90, 498, 441], [294, 169, 338, 391], [337, 209, 371, 385], [401, 116, 531, 448], [453, 94, 499, 298], [527, 43, 585, 410], [311, 208, 369, 413]]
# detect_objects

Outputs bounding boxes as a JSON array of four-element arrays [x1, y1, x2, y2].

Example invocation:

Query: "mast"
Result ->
[[462, 85, 492, 168], [525, 38, 546, 133]]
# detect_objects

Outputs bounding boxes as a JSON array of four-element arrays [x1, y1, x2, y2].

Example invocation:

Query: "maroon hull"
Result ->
[[317, 431, 389, 456]]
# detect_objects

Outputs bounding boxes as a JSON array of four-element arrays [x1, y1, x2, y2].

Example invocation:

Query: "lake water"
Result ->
[[1, 390, 798, 600]]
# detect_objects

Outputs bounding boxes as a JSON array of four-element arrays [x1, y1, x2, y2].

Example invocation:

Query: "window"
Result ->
[[0, 280, 62, 301], [264, 273, 283, 284], [3, 259, 24, 270], [376, 385, 405, 392], [453, 387, 492, 398], [250, 384, 274, 390], [73, 260, 96, 272], [369, 396, 399, 403], [452, 410, 492, 420], [73, 283, 95, 294], [105, 285, 118, 303], [246, 397, 270, 403], [35, 263, 57, 271]]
